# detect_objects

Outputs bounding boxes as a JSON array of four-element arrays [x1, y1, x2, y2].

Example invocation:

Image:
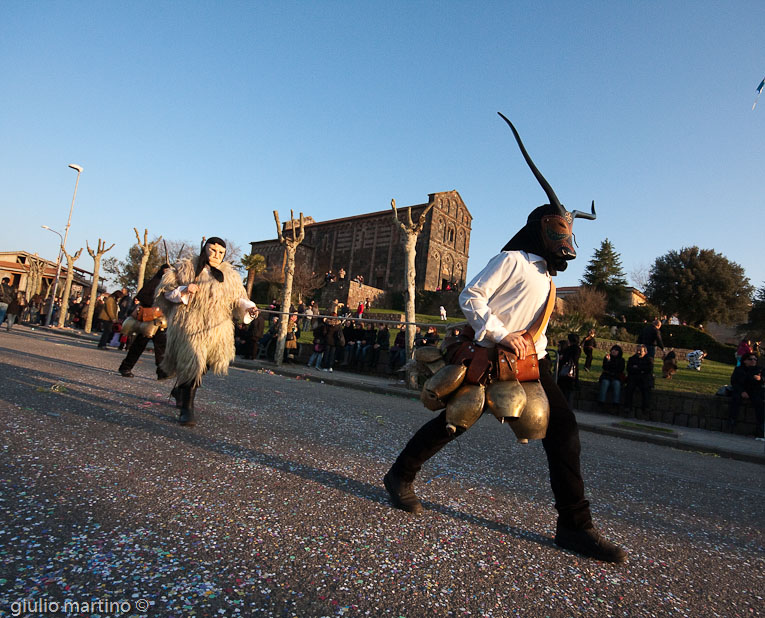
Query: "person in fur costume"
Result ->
[[155, 237, 259, 426]]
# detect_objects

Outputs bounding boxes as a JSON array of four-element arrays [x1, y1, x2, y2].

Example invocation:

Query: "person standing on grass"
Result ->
[[582, 328, 596, 372]]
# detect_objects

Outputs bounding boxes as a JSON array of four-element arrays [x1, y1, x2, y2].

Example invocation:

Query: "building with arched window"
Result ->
[[249, 190, 472, 293]]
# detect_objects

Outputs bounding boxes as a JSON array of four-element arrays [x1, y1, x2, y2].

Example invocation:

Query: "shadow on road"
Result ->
[[1, 357, 557, 553]]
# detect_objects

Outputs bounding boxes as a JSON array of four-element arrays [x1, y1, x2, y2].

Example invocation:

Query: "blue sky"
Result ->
[[2, 1, 764, 295]]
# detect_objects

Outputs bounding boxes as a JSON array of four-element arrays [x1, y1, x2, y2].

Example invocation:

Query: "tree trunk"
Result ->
[[57, 248, 81, 328], [246, 269, 255, 300], [134, 228, 161, 292], [137, 253, 149, 292], [274, 246, 296, 366], [403, 234, 418, 388], [84, 257, 101, 333]]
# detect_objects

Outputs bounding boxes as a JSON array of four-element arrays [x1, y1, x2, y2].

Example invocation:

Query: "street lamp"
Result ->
[[42, 164, 83, 326], [41, 225, 63, 326]]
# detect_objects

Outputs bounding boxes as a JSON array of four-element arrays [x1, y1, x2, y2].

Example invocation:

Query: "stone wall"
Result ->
[[573, 380, 760, 437]]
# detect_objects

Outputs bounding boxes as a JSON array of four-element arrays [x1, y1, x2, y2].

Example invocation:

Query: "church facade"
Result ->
[[250, 190, 472, 292]]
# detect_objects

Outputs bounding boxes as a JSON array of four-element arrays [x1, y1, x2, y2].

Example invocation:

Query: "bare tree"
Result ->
[[56, 246, 83, 327], [629, 263, 650, 291], [273, 210, 306, 366], [391, 198, 435, 388], [84, 239, 115, 333], [562, 286, 607, 320], [25, 255, 45, 299], [134, 228, 163, 291]]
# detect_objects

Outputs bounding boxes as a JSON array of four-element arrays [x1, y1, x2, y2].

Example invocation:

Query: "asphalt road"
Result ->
[[1, 328, 763, 617]]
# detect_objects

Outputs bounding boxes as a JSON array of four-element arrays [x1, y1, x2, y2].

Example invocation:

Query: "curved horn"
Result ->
[[570, 201, 597, 220], [497, 112, 564, 214]]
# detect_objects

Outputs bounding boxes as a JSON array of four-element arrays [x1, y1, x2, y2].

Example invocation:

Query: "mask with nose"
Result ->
[[497, 113, 596, 275], [196, 236, 227, 282]]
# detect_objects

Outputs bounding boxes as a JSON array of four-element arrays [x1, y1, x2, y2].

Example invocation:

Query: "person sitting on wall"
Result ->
[[598, 344, 625, 407], [625, 344, 653, 415], [388, 324, 406, 373], [727, 352, 764, 439]]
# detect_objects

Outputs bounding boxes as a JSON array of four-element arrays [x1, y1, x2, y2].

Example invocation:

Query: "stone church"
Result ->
[[250, 190, 472, 295]]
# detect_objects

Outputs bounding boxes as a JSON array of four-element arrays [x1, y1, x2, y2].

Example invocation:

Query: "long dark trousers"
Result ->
[[625, 378, 650, 412], [390, 355, 592, 529], [119, 331, 167, 374], [728, 388, 765, 437], [97, 321, 115, 348]]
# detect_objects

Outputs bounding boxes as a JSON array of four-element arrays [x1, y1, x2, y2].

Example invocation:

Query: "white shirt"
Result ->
[[459, 250, 552, 357]]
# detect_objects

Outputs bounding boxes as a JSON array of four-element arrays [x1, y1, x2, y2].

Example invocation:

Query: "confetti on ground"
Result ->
[[0, 329, 763, 617]]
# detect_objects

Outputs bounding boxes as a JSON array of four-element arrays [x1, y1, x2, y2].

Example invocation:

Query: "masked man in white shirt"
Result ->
[[156, 237, 259, 427], [384, 115, 626, 563]]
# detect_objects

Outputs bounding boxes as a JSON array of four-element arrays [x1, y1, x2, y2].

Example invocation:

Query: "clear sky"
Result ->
[[2, 1, 763, 294]]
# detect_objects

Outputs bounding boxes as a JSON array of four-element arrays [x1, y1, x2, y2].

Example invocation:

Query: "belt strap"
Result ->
[[527, 280, 556, 342]]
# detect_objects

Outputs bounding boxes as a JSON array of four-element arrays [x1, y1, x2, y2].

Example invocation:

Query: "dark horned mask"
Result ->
[[498, 112, 596, 274]]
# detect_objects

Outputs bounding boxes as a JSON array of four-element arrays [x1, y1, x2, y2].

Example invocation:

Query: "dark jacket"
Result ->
[[0, 283, 15, 304], [7, 295, 23, 314], [638, 324, 664, 349], [600, 354, 625, 381], [730, 364, 763, 395], [325, 320, 344, 348], [312, 323, 329, 345], [375, 327, 390, 350], [135, 266, 170, 307], [98, 295, 120, 322], [248, 314, 266, 341], [360, 326, 376, 345], [627, 353, 653, 383], [343, 324, 356, 344], [352, 325, 366, 343], [558, 344, 581, 385]]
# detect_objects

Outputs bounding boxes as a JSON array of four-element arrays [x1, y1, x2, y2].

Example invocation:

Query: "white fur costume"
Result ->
[[155, 257, 253, 386]]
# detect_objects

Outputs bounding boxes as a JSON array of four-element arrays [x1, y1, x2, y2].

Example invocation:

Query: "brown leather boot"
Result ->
[[554, 524, 627, 563], [384, 469, 423, 515]]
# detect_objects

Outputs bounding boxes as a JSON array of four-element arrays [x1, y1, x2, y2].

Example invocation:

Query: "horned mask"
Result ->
[[498, 112, 596, 274]]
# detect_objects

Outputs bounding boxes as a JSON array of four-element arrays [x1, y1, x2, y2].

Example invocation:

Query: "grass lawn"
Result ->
[[570, 347, 734, 396]]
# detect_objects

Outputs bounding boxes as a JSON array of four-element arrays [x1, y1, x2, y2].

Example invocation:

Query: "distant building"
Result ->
[[0, 250, 97, 299], [556, 285, 647, 308], [249, 191, 472, 294]]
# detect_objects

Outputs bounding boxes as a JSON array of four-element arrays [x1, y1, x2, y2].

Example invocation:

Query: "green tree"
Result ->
[[739, 283, 765, 340], [645, 246, 753, 326], [580, 238, 629, 311], [241, 253, 266, 299]]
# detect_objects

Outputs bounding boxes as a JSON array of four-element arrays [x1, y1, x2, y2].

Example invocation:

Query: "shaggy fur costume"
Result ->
[[155, 257, 249, 386]]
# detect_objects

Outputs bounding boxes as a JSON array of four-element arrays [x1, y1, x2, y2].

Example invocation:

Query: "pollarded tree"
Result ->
[[580, 238, 629, 311], [273, 210, 305, 367], [133, 228, 163, 291], [391, 197, 435, 389], [645, 246, 753, 326]]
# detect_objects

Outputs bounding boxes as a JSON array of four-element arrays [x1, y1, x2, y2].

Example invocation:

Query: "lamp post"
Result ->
[[42, 164, 83, 326], [41, 226, 63, 326]]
